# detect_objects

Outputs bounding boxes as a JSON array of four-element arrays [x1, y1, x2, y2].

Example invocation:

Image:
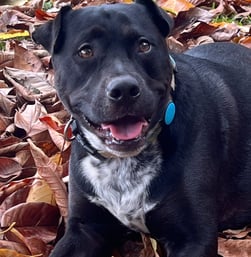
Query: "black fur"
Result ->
[[33, 1, 251, 256]]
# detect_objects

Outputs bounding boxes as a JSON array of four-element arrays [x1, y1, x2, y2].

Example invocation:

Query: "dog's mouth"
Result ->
[[101, 116, 148, 141], [84, 115, 149, 150]]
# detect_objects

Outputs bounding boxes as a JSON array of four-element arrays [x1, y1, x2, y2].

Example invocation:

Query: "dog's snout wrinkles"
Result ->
[[106, 76, 141, 102]]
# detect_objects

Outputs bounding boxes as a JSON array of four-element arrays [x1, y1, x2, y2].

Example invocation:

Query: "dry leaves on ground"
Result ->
[[0, 0, 251, 256]]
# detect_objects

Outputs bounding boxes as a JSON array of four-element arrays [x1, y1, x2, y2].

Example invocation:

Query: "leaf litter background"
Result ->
[[0, 0, 251, 256]]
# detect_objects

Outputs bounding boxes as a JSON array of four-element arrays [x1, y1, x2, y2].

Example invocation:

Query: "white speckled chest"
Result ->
[[80, 150, 162, 233]]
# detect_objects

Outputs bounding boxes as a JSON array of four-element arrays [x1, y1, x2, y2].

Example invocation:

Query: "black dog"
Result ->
[[33, 0, 251, 256]]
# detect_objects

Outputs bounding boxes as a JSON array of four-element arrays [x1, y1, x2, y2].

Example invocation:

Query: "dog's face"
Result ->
[[33, 1, 173, 157]]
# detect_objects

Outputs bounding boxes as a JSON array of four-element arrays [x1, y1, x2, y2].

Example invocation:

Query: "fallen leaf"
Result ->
[[39, 115, 71, 151], [172, 7, 214, 38], [1, 202, 60, 227], [0, 51, 14, 69], [211, 23, 239, 41], [3, 67, 56, 102], [239, 36, 251, 48], [26, 177, 56, 206], [0, 92, 16, 117], [221, 227, 251, 239], [0, 248, 36, 257], [13, 45, 44, 72], [0, 157, 22, 182], [34, 9, 56, 21], [179, 21, 217, 41], [0, 178, 34, 203], [0, 240, 30, 255], [218, 237, 251, 257], [0, 30, 29, 40], [6, 226, 55, 256], [28, 139, 68, 220], [0, 186, 30, 219], [14, 101, 47, 137], [0, 114, 11, 133], [157, 0, 194, 15]]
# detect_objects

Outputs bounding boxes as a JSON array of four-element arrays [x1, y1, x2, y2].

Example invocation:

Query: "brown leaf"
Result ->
[[172, 7, 214, 38], [1, 202, 60, 227], [28, 139, 68, 220], [13, 150, 33, 168], [179, 22, 217, 41], [221, 227, 251, 239], [209, 0, 225, 16], [0, 178, 34, 203], [0, 9, 34, 29], [0, 92, 16, 117], [26, 177, 56, 206], [0, 187, 30, 219], [39, 115, 71, 151], [140, 235, 159, 257], [0, 248, 34, 257], [0, 142, 29, 156], [14, 101, 47, 137], [211, 23, 239, 41], [47, 126, 71, 151], [0, 157, 22, 182], [0, 114, 11, 133], [218, 237, 251, 257], [157, 0, 194, 15], [3, 67, 56, 102], [6, 226, 55, 256], [0, 51, 14, 69], [239, 36, 251, 48], [13, 45, 44, 72], [0, 240, 30, 255]]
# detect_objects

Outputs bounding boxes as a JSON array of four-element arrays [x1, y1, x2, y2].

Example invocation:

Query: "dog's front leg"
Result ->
[[50, 198, 126, 257], [50, 218, 110, 257]]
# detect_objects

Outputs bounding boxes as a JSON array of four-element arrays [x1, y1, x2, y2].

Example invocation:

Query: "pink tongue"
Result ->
[[101, 119, 147, 141]]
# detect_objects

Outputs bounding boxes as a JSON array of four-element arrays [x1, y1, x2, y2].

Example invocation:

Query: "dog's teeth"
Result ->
[[107, 130, 112, 137]]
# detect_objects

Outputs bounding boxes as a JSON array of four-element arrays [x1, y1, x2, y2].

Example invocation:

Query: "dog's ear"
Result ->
[[32, 6, 72, 54], [135, 0, 173, 37]]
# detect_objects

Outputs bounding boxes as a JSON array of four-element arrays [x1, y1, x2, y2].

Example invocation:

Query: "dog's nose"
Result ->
[[106, 76, 141, 102]]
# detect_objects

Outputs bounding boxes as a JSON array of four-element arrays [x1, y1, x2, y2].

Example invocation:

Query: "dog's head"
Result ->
[[33, 0, 174, 158]]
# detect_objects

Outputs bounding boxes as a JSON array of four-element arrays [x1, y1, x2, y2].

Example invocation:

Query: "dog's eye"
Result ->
[[78, 44, 93, 58], [138, 39, 151, 53]]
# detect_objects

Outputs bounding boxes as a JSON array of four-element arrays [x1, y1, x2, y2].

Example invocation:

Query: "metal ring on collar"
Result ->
[[64, 116, 76, 141]]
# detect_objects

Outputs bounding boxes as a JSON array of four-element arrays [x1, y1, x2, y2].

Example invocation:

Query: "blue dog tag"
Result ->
[[165, 101, 176, 125]]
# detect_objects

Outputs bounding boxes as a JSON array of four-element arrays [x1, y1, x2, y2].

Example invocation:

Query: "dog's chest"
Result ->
[[81, 153, 161, 233]]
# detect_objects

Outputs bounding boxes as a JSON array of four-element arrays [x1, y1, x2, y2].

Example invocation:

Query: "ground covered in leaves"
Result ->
[[0, 0, 251, 256]]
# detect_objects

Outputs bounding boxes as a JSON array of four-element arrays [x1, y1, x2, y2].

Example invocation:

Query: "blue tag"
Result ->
[[165, 101, 176, 125]]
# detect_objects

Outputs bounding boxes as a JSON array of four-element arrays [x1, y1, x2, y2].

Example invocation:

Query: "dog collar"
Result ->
[[164, 72, 176, 126], [64, 118, 106, 161]]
